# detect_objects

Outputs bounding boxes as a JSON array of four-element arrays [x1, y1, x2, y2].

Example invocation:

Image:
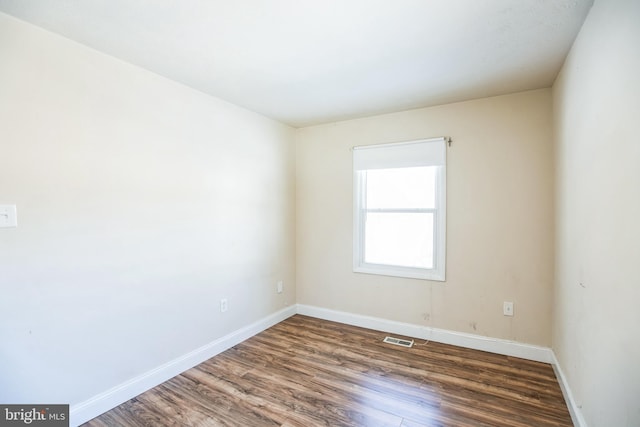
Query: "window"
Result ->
[[353, 137, 446, 280]]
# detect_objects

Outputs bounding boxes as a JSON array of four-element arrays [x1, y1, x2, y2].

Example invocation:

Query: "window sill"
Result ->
[[353, 264, 445, 281]]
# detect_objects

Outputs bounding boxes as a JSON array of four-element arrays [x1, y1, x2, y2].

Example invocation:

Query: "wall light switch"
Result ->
[[0, 205, 17, 228]]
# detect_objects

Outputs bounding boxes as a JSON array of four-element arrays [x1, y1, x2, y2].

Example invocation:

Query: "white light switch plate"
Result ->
[[0, 205, 17, 228]]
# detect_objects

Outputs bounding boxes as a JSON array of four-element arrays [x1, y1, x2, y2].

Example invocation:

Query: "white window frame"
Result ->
[[353, 137, 447, 281]]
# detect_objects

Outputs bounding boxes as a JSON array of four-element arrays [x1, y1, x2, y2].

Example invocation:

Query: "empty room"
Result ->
[[0, 1, 638, 426]]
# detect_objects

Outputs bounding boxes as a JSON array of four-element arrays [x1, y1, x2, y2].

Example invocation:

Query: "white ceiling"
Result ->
[[0, 0, 593, 127]]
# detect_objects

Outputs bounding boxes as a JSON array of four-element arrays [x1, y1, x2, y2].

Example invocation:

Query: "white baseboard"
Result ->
[[296, 305, 595, 426], [296, 304, 553, 363], [551, 352, 587, 427], [71, 303, 581, 427], [298, 305, 588, 425], [70, 305, 297, 426]]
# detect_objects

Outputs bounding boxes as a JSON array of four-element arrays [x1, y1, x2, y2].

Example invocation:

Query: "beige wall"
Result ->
[[7, 2, 639, 424], [296, 89, 554, 346], [552, 0, 640, 425], [0, 13, 295, 405]]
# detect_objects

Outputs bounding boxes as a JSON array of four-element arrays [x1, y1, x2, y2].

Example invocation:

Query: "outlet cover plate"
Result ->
[[503, 301, 514, 316], [0, 205, 17, 228]]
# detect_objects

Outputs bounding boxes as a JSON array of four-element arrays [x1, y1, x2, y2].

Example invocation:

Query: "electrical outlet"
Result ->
[[0, 205, 17, 228], [220, 298, 228, 313], [503, 301, 514, 316], [277, 281, 283, 294]]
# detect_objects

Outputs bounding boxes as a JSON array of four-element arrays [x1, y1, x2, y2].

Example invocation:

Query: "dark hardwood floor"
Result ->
[[83, 315, 572, 426]]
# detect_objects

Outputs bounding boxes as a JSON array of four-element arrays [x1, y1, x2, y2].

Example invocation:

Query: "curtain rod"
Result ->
[[352, 136, 452, 150]]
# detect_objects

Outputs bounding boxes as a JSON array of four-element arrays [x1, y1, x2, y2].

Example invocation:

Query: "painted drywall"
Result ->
[[552, 0, 640, 425], [296, 89, 554, 347], [0, 12, 295, 406]]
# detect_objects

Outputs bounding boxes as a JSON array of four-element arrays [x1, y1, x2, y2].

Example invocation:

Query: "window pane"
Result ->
[[364, 212, 434, 269], [366, 166, 437, 209]]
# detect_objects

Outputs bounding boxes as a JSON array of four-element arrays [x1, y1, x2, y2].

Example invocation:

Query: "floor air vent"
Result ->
[[383, 336, 414, 348]]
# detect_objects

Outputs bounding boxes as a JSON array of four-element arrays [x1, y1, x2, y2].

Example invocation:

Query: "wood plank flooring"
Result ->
[[83, 315, 572, 427]]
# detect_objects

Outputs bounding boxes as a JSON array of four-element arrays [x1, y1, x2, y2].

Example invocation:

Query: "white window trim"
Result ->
[[353, 137, 447, 281]]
